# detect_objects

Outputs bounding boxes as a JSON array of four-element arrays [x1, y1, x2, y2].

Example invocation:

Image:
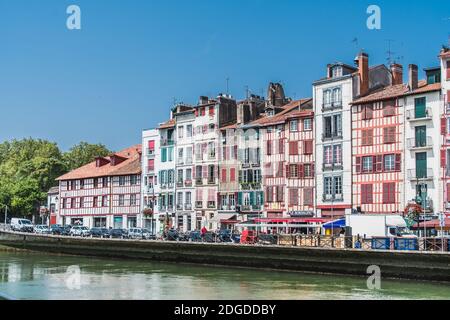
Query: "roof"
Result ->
[[251, 98, 313, 127], [56, 145, 142, 181], [352, 80, 441, 105], [158, 119, 176, 129], [47, 186, 59, 195], [439, 49, 450, 59]]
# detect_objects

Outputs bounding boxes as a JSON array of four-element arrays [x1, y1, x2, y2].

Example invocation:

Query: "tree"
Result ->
[[0, 138, 67, 218], [63, 142, 111, 171]]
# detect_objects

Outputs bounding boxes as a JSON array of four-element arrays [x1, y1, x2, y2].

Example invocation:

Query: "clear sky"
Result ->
[[1, 0, 449, 151]]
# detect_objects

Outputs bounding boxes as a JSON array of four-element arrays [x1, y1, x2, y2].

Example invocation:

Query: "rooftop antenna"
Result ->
[[386, 39, 396, 65], [351, 37, 359, 48], [226, 77, 230, 95], [245, 85, 250, 101]]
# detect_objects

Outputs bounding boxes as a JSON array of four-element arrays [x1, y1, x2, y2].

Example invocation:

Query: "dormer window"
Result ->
[[332, 66, 343, 78]]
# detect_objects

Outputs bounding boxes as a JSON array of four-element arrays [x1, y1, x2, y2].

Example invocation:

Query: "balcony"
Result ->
[[147, 149, 155, 157], [185, 158, 193, 165], [207, 202, 216, 209], [146, 166, 155, 173], [184, 180, 193, 187], [407, 137, 433, 150], [184, 204, 192, 211], [322, 132, 343, 141], [207, 178, 216, 185], [176, 181, 184, 188], [160, 139, 175, 147], [146, 186, 154, 194], [323, 194, 343, 202], [167, 205, 174, 212], [323, 163, 343, 172], [176, 204, 183, 211], [406, 108, 432, 122], [407, 168, 434, 181], [195, 178, 203, 186], [195, 201, 203, 209], [322, 101, 343, 112]]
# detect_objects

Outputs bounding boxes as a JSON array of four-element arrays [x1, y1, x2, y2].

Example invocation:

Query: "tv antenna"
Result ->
[[386, 39, 396, 65], [226, 77, 230, 95], [351, 37, 359, 48]]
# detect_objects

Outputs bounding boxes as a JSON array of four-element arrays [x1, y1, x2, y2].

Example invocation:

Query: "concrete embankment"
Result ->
[[1, 230, 450, 282]]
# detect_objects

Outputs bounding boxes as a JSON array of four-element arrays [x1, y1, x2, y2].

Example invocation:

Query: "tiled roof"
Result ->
[[251, 98, 312, 127], [352, 80, 441, 105], [158, 119, 176, 129], [56, 145, 142, 181]]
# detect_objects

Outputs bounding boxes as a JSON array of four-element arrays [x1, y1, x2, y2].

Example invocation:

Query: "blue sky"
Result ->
[[0, 0, 449, 151]]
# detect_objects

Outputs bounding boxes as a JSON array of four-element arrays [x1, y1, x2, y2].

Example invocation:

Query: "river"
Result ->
[[0, 251, 449, 300]]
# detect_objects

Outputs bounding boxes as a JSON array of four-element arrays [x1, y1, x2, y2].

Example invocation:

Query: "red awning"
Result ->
[[414, 218, 450, 229]]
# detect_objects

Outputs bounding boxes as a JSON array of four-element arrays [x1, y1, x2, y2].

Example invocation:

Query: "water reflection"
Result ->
[[0, 252, 449, 300]]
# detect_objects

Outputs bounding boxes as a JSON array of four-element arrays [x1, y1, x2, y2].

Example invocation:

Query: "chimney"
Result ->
[[390, 63, 403, 85], [408, 64, 418, 90], [356, 51, 369, 96], [199, 96, 209, 105]]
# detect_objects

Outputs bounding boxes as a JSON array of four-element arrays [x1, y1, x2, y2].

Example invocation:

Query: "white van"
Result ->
[[10, 218, 34, 233], [346, 214, 417, 239]]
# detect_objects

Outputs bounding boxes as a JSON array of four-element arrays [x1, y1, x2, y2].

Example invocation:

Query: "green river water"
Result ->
[[0, 251, 450, 300]]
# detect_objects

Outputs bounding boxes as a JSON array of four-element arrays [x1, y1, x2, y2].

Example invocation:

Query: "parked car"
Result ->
[[10, 218, 34, 233], [50, 225, 71, 236], [109, 229, 129, 239], [34, 225, 51, 234], [70, 226, 91, 237], [90, 227, 110, 238], [128, 228, 152, 240]]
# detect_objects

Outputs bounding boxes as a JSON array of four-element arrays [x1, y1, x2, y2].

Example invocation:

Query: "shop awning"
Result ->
[[254, 218, 332, 224], [209, 213, 236, 223], [322, 218, 346, 229]]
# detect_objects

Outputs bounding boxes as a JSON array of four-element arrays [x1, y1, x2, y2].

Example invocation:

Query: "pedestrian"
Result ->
[[201, 226, 207, 241]]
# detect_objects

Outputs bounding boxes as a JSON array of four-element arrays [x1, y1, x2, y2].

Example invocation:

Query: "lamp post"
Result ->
[[420, 183, 427, 251], [3, 205, 7, 229]]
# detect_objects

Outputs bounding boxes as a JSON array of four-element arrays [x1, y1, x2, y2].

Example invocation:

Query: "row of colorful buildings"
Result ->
[[49, 47, 450, 234]]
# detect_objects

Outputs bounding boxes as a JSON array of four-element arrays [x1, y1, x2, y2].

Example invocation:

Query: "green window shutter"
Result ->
[[415, 97, 426, 119], [416, 152, 427, 179], [250, 192, 255, 206], [162, 148, 167, 162], [237, 192, 243, 205]]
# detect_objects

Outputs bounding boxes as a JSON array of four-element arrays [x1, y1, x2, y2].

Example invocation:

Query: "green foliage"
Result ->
[[0, 138, 111, 218], [63, 142, 111, 171]]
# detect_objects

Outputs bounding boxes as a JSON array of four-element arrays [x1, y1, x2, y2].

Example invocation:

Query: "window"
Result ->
[[383, 127, 396, 144], [186, 168, 192, 181], [178, 148, 184, 163], [130, 175, 137, 185], [303, 188, 313, 206], [102, 196, 107, 207], [324, 177, 333, 196], [80, 180, 85, 190], [266, 187, 274, 203], [119, 195, 125, 206], [361, 184, 373, 204], [177, 169, 183, 183], [221, 169, 227, 183], [276, 186, 284, 202], [333, 145, 342, 165], [62, 198, 67, 209], [333, 87, 342, 105], [334, 176, 342, 196], [168, 147, 174, 162], [303, 118, 312, 131], [278, 140, 284, 154], [230, 168, 236, 182], [361, 129, 373, 146], [161, 148, 167, 162], [362, 105, 373, 120], [79, 197, 84, 208], [289, 189, 299, 205], [289, 164, 298, 178], [178, 126, 184, 139], [324, 176, 342, 199], [304, 164, 313, 178], [384, 154, 395, 172], [130, 194, 136, 206], [362, 156, 373, 173], [323, 114, 342, 139], [102, 177, 108, 188], [93, 178, 98, 188], [383, 100, 396, 117], [383, 183, 396, 204], [290, 120, 298, 132], [186, 125, 193, 138], [266, 140, 272, 155], [119, 176, 125, 186], [332, 66, 342, 78], [323, 89, 332, 105], [324, 146, 333, 165], [415, 97, 426, 119], [229, 194, 235, 207], [209, 106, 215, 116]]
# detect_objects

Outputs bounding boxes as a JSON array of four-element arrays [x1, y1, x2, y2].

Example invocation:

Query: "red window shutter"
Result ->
[[356, 157, 361, 173], [441, 117, 447, 135], [376, 155, 383, 172], [286, 164, 291, 177], [148, 140, 155, 150], [395, 154, 401, 171], [447, 90, 450, 102], [279, 139, 284, 154], [289, 141, 298, 155], [367, 185, 373, 204], [221, 169, 227, 183], [230, 168, 236, 182], [304, 140, 313, 155], [441, 150, 447, 168], [447, 184, 450, 202], [267, 141, 272, 155], [209, 106, 215, 116], [298, 164, 304, 178]]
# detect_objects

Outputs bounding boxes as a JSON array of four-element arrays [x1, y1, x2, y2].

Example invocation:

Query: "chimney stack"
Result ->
[[408, 64, 418, 91], [390, 63, 403, 85], [356, 51, 369, 96], [199, 96, 209, 105]]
